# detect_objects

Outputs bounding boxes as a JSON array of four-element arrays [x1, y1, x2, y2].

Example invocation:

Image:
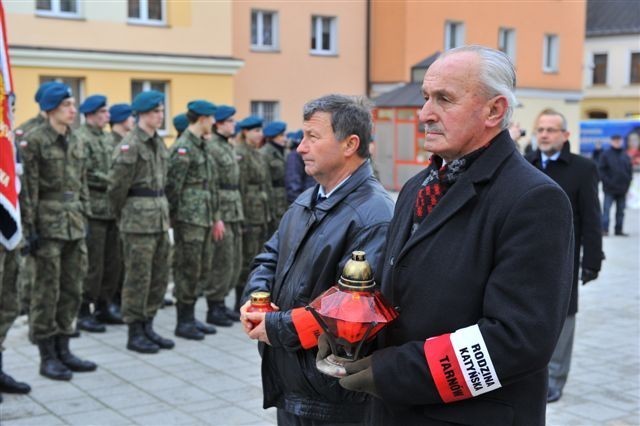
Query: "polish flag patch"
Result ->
[[15, 129, 24, 136], [19, 140, 28, 147], [177, 148, 187, 155], [120, 144, 130, 152], [424, 324, 501, 403]]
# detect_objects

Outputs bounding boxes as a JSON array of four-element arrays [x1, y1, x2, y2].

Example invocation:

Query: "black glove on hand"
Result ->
[[581, 268, 599, 285], [20, 231, 39, 256]]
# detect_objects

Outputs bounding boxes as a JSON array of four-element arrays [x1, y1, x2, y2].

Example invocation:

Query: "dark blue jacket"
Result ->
[[284, 149, 316, 203], [243, 160, 394, 422], [598, 147, 633, 195]]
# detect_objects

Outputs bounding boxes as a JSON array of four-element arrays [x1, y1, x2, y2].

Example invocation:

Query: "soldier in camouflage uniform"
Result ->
[[13, 82, 57, 318], [260, 121, 288, 235], [74, 95, 122, 333], [108, 90, 174, 354], [21, 83, 97, 381], [205, 105, 244, 326], [235, 116, 271, 313], [166, 101, 220, 340]]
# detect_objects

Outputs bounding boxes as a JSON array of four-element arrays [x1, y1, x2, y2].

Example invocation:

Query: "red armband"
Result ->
[[424, 325, 502, 403], [291, 307, 323, 349]]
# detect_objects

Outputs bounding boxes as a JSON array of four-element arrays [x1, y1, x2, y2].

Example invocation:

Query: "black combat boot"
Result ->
[[127, 322, 159, 354], [143, 318, 175, 349], [206, 300, 233, 327], [195, 319, 217, 335], [175, 303, 205, 340], [37, 337, 72, 381], [55, 335, 97, 372], [76, 302, 106, 333], [0, 352, 31, 394], [94, 300, 124, 325]]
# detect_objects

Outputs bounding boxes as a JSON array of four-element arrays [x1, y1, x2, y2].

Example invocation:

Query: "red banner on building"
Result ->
[[0, 0, 21, 250]]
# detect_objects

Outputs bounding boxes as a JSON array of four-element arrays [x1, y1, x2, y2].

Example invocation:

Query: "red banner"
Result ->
[[0, 0, 21, 250]]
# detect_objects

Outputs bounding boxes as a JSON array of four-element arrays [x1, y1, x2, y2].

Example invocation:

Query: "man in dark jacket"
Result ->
[[240, 94, 394, 425], [326, 46, 574, 425], [284, 130, 316, 204], [526, 108, 603, 403], [599, 134, 633, 236]]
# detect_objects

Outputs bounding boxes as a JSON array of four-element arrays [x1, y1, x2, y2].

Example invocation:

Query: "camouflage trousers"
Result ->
[[237, 224, 269, 291], [120, 232, 170, 323], [208, 222, 242, 302], [84, 218, 122, 304], [30, 238, 87, 341], [173, 222, 213, 305], [0, 248, 20, 351], [18, 255, 35, 316]]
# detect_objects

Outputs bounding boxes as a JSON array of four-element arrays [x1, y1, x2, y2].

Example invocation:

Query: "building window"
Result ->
[[131, 80, 169, 133], [543, 34, 559, 73], [251, 10, 278, 51], [40, 76, 84, 128], [444, 21, 465, 50], [498, 28, 516, 63], [592, 53, 608, 85], [588, 110, 608, 119], [128, 0, 165, 25], [36, 0, 80, 18], [311, 16, 337, 55], [250, 101, 279, 123], [630, 52, 640, 84]]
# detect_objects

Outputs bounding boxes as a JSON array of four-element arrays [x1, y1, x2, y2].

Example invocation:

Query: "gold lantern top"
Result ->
[[338, 251, 375, 290]]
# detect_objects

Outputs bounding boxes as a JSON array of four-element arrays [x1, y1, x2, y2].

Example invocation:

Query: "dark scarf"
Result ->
[[413, 143, 491, 228]]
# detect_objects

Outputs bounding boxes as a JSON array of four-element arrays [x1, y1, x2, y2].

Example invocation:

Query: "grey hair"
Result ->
[[303, 94, 373, 158], [440, 45, 517, 130], [537, 108, 568, 130]]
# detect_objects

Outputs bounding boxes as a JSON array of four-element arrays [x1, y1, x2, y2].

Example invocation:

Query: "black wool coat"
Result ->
[[526, 142, 603, 315], [368, 131, 574, 426]]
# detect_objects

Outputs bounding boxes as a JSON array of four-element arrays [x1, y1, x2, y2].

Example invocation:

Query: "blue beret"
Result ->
[[263, 121, 287, 138], [187, 100, 216, 117], [173, 114, 189, 133], [214, 105, 236, 122], [288, 129, 304, 143], [109, 103, 132, 123], [131, 90, 164, 113], [38, 83, 73, 112], [79, 95, 107, 114], [35, 81, 57, 103], [238, 115, 263, 130]]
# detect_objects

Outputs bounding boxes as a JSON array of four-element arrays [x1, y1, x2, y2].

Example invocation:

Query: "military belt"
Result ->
[[271, 179, 285, 188], [219, 184, 239, 190], [184, 182, 209, 190], [40, 191, 78, 202], [127, 188, 165, 197], [89, 185, 107, 193]]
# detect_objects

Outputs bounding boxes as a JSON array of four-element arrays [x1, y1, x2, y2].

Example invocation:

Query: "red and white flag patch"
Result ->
[[424, 324, 501, 403], [120, 144, 130, 152], [177, 148, 187, 155]]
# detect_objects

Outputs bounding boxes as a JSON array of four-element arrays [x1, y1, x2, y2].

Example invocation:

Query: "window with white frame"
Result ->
[[630, 52, 640, 84], [36, 0, 80, 18], [498, 28, 516, 63], [592, 53, 608, 85], [444, 21, 465, 50], [251, 10, 279, 51], [40, 76, 84, 128], [311, 16, 337, 55], [131, 80, 169, 133], [543, 34, 559, 73], [251, 101, 279, 123], [128, 0, 165, 25]]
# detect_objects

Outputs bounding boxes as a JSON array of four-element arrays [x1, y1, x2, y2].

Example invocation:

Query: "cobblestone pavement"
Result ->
[[1, 209, 638, 426]]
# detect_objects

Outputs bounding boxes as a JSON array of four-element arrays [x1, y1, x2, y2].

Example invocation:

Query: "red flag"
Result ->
[[0, 0, 21, 250]]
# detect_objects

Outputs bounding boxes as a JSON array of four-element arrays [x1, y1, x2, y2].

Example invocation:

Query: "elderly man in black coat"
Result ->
[[526, 109, 603, 403], [325, 46, 574, 426]]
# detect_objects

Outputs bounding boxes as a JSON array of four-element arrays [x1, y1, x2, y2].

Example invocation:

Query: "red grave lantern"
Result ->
[[307, 251, 398, 377]]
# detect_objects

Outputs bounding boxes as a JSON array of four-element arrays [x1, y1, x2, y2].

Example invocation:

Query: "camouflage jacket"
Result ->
[[206, 132, 243, 223], [75, 123, 114, 220], [108, 126, 170, 234], [21, 121, 90, 241], [15, 114, 46, 137], [166, 130, 219, 227], [236, 140, 271, 226], [260, 141, 288, 223]]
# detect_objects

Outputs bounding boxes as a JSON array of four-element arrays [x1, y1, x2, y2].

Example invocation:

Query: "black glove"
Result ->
[[316, 334, 379, 398], [581, 268, 599, 285], [20, 231, 39, 256]]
